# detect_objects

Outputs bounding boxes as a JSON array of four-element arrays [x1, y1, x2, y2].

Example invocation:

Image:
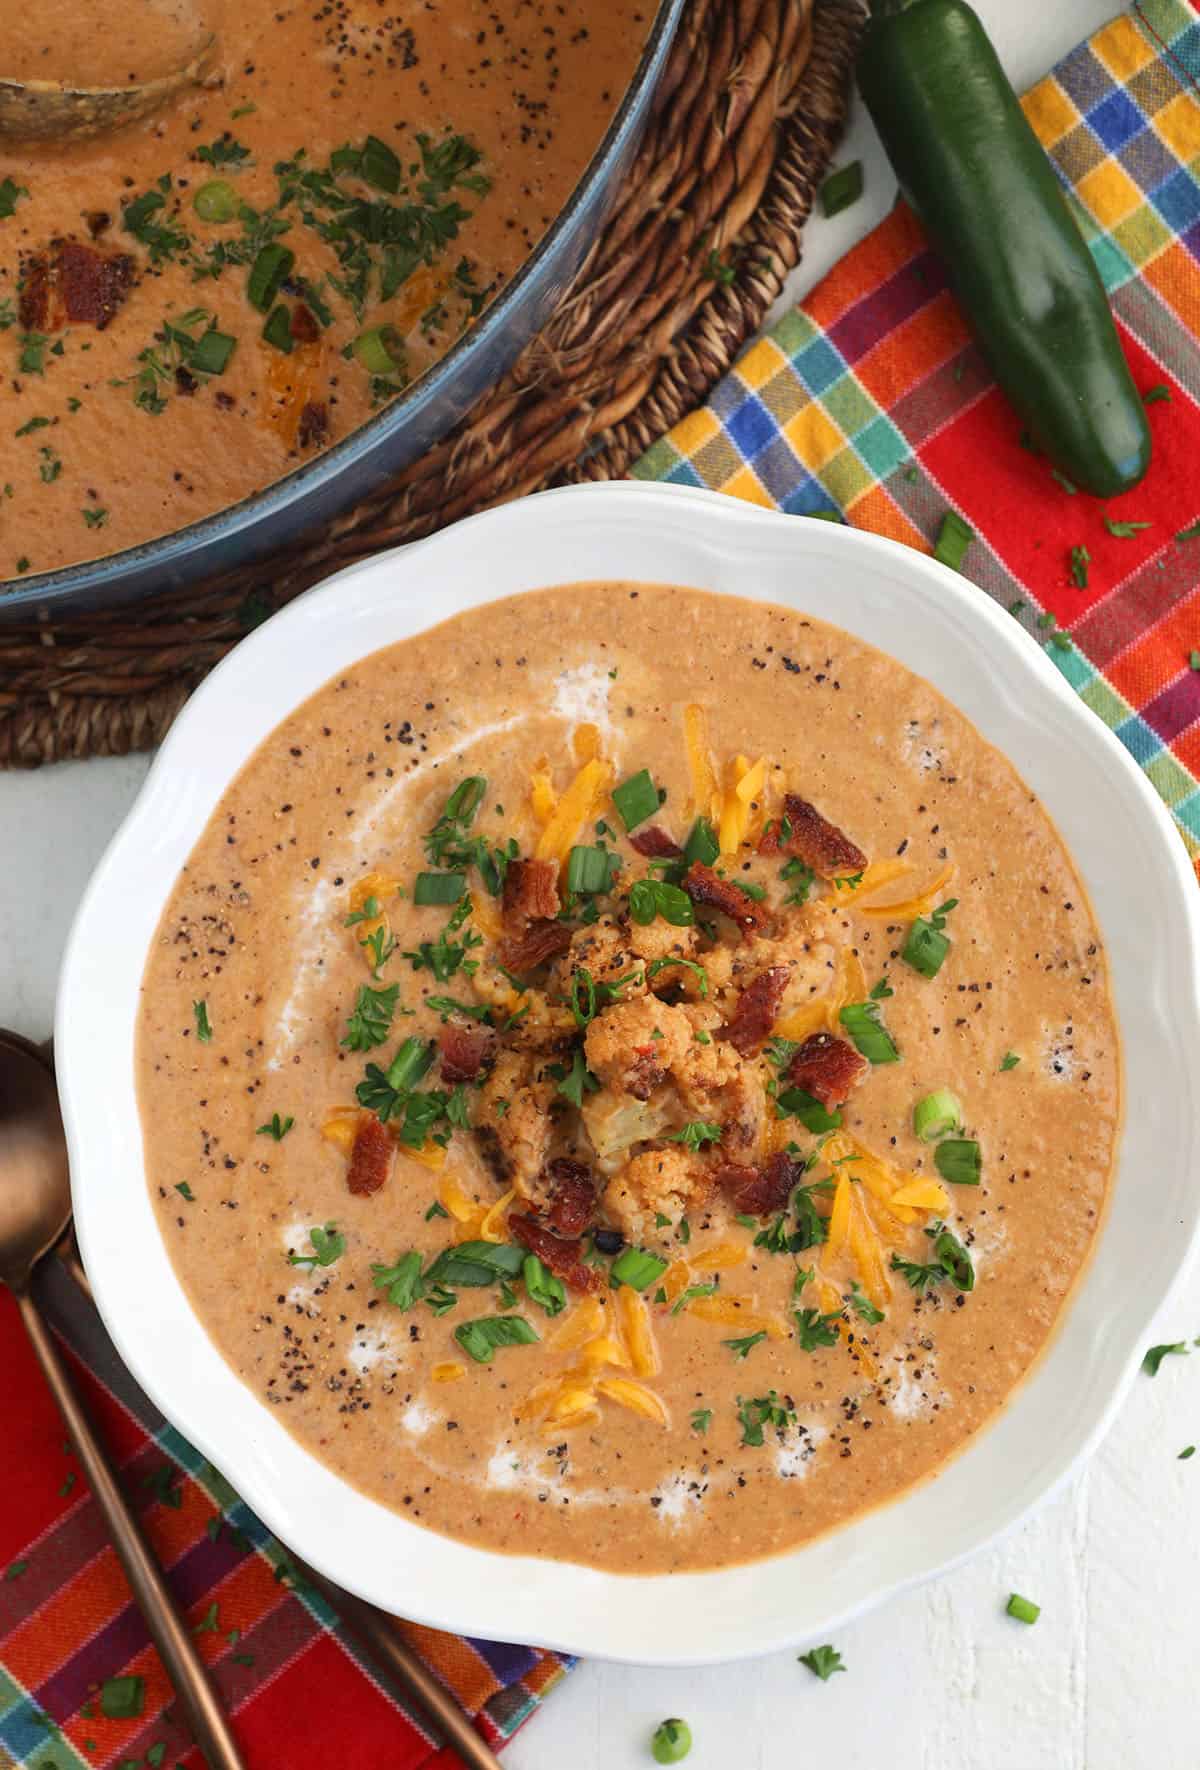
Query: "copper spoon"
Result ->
[[57, 1232, 508, 1770], [0, 1029, 245, 1770]]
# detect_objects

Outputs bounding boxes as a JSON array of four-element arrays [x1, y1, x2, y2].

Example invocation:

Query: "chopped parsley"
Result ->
[[847, 1281, 884, 1324], [196, 134, 252, 169], [799, 1645, 845, 1681], [690, 1408, 712, 1435], [192, 999, 213, 1042], [1069, 543, 1090, 588], [736, 1391, 795, 1447], [175, 1181, 194, 1202], [1000, 1050, 1021, 1071], [665, 1120, 722, 1149], [287, 1223, 345, 1269], [0, 178, 28, 220], [81, 507, 109, 529], [342, 982, 401, 1050], [256, 1113, 294, 1141], [794, 1307, 841, 1351], [403, 894, 481, 981], [723, 1331, 767, 1360], [550, 1046, 599, 1109], [628, 878, 694, 927]]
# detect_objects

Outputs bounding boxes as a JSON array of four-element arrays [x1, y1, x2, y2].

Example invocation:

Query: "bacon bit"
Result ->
[[439, 1022, 497, 1084], [21, 241, 137, 334], [174, 365, 198, 397], [625, 1046, 667, 1101], [17, 255, 51, 332], [722, 965, 789, 1056], [629, 824, 682, 859], [787, 1033, 868, 1108], [498, 917, 572, 975], [59, 241, 136, 328], [716, 1153, 799, 1217], [760, 794, 866, 878], [682, 861, 773, 939], [290, 303, 320, 344], [544, 1157, 598, 1236], [297, 400, 329, 449], [503, 857, 560, 925], [346, 1113, 394, 1196], [510, 1213, 600, 1293]]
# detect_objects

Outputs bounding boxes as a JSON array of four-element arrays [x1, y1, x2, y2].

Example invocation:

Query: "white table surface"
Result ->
[[5, 2, 1198, 1763]]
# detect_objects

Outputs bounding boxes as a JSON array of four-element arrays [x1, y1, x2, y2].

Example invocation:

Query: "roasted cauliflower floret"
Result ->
[[584, 996, 694, 1099], [474, 1049, 556, 1195], [605, 1146, 709, 1244], [627, 916, 702, 985], [550, 918, 647, 1000]]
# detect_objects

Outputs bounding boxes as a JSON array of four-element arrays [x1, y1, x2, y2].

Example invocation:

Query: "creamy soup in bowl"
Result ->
[[59, 485, 1200, 1659]]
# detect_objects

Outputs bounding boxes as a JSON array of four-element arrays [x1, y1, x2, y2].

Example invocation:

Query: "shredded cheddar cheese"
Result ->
[[596, 1377, 669, 1426], [431, 1361, 466, 1383], [689, 1241, 748, 1273], [438, 1172, 477, 1223], [616, 1284, 660, 1377], [477, 1187, 515, 1242], [550, 1297, 605, 1351], [824, 1173, 853, 1263], [889, 1177, 951, 1213], [719, 754, 767, 857], [529, 763, 558, 826], [774, 943, 869, 1043], [683, 702, 722, 822], [534, 757, 612, 871], [858, 862, 956, 921], [320, 1105, 362, 1156], [836, 857, 910, 904], [687, 1295, 788, 1340], [403, 1140, 447, 1172], [847, 1185, 892, 1311], [572, 722, 602, 764], [469, 891, 504, 944]]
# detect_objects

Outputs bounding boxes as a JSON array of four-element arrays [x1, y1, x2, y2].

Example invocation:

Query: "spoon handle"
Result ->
[[16, 1287, 246, 1770]]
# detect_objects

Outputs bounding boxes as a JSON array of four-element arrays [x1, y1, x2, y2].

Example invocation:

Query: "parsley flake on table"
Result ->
[[799, 1644, 845, 1681]]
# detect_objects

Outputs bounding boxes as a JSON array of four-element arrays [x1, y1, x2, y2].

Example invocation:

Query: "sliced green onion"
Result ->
[[352, 323, 405, 376], [261, 303, 293, 353], [901, 916, 950, 979], [566, 843, 614, 894], [413, 871, 466, 906], [683, 817, 720, 868], [193, 179, 239, 223], [361, 133, 402, 193], [188, 328, 236, 375], [384, 1036, 435, 1094], [453, 1314, 539, 1365], [776, 1086, 842, 1134], [934, 1138, 981, 1186], [569, 966, 597, 1028], [1006, 1593, 1040, 1625], [934, 510, 973, 573], [646, 956, 709, 996], [611, 1246, 669, 1291], [612, 768, 660, 832], [247, 243, 294, 312], [522, 1254, 566, 1317], [1104, 517, 1152, 538], [819, 161, 863, 218], [838, 1001, 899, 1064], [913, 1089, 962, 1142]]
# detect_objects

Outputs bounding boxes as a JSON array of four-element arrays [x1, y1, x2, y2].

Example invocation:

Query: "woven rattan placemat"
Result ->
[[0, 0, 862, 767]]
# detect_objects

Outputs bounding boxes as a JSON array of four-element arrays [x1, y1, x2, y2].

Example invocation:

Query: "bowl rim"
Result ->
[[0, 0, 682, 614], [57, 481, 1200, 1665]]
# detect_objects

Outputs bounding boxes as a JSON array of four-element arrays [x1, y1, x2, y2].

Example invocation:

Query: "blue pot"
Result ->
[[0, 0, 685, 619]]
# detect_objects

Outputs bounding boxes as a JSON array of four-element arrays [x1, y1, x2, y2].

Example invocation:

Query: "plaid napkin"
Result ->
[[4, 6, 1199, 1767], [635, 0, 1200, 880], [0, 1262, 571, 1767]]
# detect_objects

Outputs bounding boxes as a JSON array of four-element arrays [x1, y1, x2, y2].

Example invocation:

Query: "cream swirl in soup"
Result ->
[[136, 584, 1119, 1573]]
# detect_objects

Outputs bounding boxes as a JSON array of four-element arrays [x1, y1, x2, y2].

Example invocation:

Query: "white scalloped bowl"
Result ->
[[57, 482, 1200, 1665]]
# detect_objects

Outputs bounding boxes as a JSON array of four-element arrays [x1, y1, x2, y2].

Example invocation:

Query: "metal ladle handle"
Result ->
[[16, 1285, 245, 1770]]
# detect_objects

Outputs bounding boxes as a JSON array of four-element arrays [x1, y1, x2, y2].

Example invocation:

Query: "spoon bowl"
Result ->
[[0, 1031, 70, 1288], [0, 36, 217, 140]]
